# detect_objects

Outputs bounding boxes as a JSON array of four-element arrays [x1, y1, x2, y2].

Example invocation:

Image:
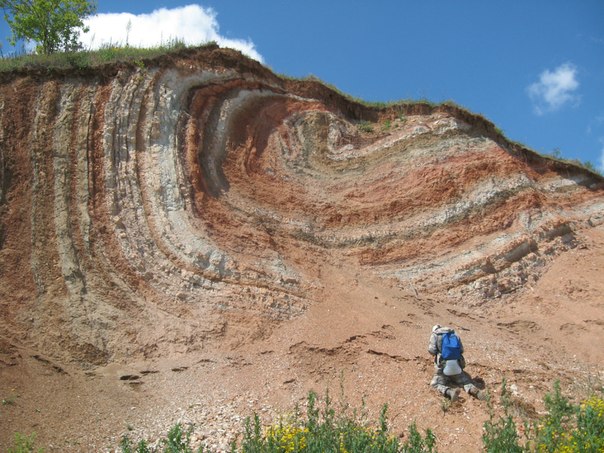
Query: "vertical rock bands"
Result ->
[[0, 47, 602, 363]]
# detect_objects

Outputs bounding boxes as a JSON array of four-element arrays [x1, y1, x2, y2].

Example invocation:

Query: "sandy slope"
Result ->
[[1, 225, 602, 452]]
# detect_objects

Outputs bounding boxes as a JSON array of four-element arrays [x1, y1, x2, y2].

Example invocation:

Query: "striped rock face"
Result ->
[[0, 48, 602, 364]]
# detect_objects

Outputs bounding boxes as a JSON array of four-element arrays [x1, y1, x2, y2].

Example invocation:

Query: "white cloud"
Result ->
[[527, 63, 580, 115], [79, 4, 263, 62]]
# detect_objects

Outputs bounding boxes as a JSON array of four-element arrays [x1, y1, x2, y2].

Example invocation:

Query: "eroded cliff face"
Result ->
[[0, 47, 602, 366]]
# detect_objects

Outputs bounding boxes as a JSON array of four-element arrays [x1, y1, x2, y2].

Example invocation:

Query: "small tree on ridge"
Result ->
[[0, 0, 96, 54]]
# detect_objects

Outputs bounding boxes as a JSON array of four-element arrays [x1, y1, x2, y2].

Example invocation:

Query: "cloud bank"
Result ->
[[527, 63, 579, 115], [79, 4, 263, 62]]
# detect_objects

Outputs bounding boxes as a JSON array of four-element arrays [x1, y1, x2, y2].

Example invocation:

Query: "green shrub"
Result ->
[[120, 435, 151, 453], [533, 382, 604, 453], [120, 423, 201, 453], [401, 422, 436, 453], [162, 424, 197, 453], [533, 381, 575, 452], [357, 121, 374, 133], [578, 160, 602, 176], [482, 380, 604, 453], [482, 380, 524, 453], [570, 396, 604, 452], [239, 390, 436, 453], [7, 432, 43, 453]]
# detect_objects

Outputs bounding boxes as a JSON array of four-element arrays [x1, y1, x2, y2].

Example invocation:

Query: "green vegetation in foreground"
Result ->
[[482, 380, 604, 453], [119, 390, 436, 453], [117, 383, 604, 453], [6, 381, 604, 452], [6, 432, 42, 453], [117, 382, 604, 452]]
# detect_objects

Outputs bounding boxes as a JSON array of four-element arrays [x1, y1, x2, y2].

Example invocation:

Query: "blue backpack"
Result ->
[[441, 331, 461, 360]]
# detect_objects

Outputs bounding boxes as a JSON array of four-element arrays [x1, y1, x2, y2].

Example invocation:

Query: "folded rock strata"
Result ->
[[0, 46, 602, 364]]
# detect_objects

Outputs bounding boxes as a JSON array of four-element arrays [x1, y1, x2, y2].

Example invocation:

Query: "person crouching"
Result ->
[[428, 324, 486, 401]]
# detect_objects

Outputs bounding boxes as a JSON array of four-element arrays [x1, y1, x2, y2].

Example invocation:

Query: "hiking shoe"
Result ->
[[469, 387, 488, 401], [475, 390, 488, 401], [447, 388, 461, 402]]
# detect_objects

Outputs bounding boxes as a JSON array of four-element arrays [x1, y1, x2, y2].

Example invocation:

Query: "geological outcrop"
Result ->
[[1, 45, 603, 367]]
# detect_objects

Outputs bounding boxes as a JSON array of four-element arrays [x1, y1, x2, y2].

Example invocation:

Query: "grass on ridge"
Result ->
[[1, 41, 601, 178], [0, 40, 216, 73]]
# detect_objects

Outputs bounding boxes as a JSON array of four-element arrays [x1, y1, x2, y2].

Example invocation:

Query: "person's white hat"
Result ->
[[432, 324, 441, 332]]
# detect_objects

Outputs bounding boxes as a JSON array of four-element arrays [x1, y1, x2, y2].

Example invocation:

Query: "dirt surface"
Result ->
[[1, 226, 603, 452], [0, 47, 603, 451]]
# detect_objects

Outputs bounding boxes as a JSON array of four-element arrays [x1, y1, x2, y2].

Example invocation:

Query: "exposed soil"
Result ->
[[1, 225, 603, 452], [0, 47, 603, 452]]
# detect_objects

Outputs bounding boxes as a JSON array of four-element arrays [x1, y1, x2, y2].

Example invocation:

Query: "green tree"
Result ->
[[0, 0, 96, 54]]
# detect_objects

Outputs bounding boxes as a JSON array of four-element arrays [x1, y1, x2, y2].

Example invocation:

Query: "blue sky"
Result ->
[[1, 1, 603, 171]]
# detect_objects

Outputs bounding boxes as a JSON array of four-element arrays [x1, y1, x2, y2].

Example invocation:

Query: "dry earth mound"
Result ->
[[0, 46, 603, 451]]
